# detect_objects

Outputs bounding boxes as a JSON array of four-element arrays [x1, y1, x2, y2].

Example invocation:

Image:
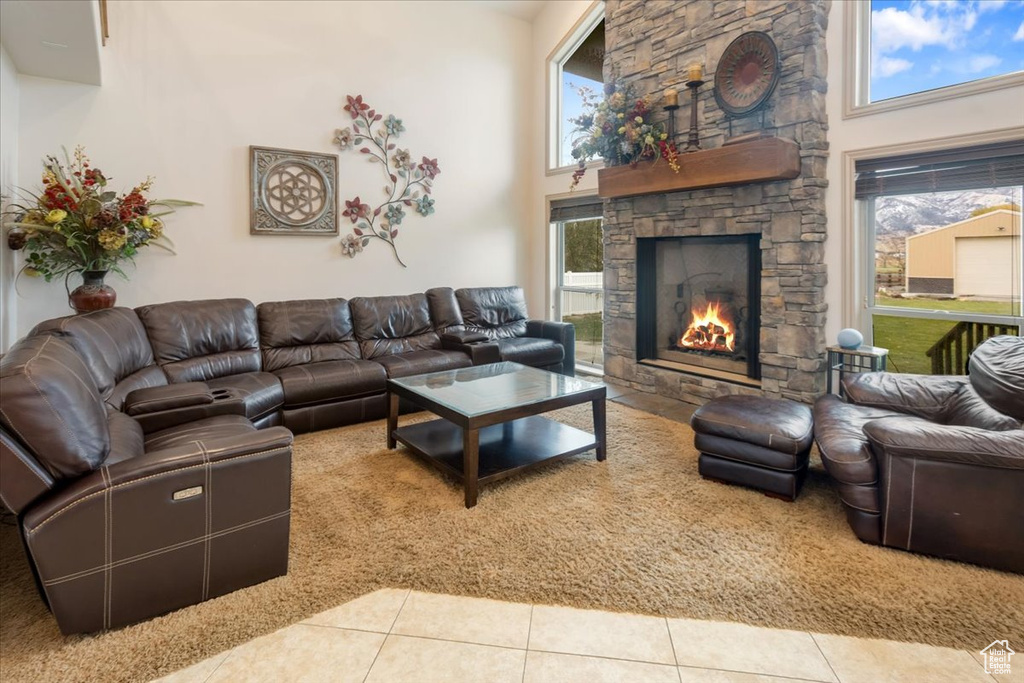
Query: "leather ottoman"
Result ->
[[691, 395, 814, 501]]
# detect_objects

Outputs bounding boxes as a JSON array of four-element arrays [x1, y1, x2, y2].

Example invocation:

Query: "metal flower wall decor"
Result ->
[[333, 95, 440, 267]]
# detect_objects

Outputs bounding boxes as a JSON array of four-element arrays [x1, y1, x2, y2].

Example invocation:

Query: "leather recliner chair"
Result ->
[[813, 335, 1024, 573], [0, 332, 293, 634]]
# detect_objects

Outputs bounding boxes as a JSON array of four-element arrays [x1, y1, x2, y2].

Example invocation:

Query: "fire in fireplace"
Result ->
[[636, 234, 761, 381], [679, 301, 735, 352]]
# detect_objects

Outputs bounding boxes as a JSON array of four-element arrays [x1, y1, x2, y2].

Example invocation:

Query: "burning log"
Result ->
[[679, 300, 736, 353]]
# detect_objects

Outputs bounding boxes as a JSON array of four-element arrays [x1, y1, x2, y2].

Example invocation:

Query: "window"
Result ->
[[548, 6, 604, 170], [551, 196, 604, 370], [856, 141, 1024, 374], [845, 1, 1024, 116]]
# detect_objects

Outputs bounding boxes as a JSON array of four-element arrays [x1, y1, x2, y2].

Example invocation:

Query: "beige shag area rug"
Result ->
[[2, 403, 1022, 682]]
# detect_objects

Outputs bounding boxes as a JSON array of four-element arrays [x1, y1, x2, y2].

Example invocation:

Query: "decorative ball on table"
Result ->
[[837, 328, 864, 350]]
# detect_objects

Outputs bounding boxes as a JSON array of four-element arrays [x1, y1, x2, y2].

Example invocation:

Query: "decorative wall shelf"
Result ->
[[597, 137, 800, 199]]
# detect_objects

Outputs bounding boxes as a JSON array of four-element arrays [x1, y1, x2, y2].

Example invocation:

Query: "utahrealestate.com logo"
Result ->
[[980, 640, 1015, 675]]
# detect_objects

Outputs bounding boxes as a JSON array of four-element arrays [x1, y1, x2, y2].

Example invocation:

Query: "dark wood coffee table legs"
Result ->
[[463, 428, 479, 508], [386, 392, 399, 449], [387, 383, 607, 509]]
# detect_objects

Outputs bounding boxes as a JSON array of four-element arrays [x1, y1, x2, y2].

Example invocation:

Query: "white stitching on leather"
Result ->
[[201, 440, 211, 601], [18, 338, 84, 454], [907, 459, 917, 550], [26, 446, 290, 534], [80, 315, 129, 381], [39, 511, 291, 586], [101, 467, 112, 630]]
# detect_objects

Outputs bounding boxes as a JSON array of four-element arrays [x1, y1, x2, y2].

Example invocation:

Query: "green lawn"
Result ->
[[563, 313, 603, 366], [562, 301, 1019, 375], [873, 297, 1019, 374]]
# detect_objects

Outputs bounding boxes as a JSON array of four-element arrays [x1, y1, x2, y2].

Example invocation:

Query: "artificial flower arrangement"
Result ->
[[568, 77, 680, 189], [4, 147, 198, 283], [333, 94, 440, 267]]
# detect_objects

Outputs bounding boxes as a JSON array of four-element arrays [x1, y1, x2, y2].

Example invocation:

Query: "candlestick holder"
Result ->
[[684, 77, 705, 152], [662, 104, 680, 143]]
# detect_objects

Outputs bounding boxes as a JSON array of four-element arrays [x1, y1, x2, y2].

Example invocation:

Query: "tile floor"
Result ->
[[156, 589, 1005, 683]]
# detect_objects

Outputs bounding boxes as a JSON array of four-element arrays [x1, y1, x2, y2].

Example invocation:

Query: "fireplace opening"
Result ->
[[636, 234, 761, 381]]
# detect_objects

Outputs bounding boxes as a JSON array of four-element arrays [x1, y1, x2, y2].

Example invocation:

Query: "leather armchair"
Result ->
[[0, 333, 293, 634], [813, 335, 1024, 573]]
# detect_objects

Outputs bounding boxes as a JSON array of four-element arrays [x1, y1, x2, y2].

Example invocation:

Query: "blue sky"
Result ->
[[871, 0, 1024, 101]]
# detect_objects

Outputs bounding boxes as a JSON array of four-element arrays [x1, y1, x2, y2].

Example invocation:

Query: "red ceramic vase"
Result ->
[[69, 270, 117, 314]]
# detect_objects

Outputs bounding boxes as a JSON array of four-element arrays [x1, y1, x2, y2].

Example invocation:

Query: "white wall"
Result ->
[[529, 0, 601, 318], [824, 4, 1024, 344], [0, 44, 19, 351], [10, 0, 531, 337]]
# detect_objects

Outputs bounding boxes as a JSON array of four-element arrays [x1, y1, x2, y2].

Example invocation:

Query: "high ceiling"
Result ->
[[0, 0, 102, 85]]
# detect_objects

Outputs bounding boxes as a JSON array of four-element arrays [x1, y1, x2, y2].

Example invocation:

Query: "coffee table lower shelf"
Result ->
[[391, 415, 598, 486]]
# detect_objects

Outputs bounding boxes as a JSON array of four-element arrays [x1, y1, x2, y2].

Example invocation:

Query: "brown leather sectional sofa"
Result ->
[[0, 286, 574, 633], [813, 335, 1024, 574]]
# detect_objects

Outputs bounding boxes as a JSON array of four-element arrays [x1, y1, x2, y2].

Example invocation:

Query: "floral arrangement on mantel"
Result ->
[[4, 147, 198, 283], [568, 77, 680, 190], [333, 95, 440, 267]]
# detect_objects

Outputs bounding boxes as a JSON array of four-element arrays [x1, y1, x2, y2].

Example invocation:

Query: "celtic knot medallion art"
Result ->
[[250, 146, 338, 235]]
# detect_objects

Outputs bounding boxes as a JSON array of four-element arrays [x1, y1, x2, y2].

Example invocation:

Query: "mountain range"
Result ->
[[874, 189, 1020, 236]]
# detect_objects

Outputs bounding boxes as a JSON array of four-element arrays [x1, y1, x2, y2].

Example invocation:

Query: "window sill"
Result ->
[[546, 158, 604, 178], [844, 70, 1024, 120]]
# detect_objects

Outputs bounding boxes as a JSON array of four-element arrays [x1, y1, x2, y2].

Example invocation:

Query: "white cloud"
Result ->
[[962, 9, 978, 31], [977, 0, 1009, 12], [924, 0, 1006, 13], [874, 56, 915, 78], [1014, 21, 1024, 41], [872, 6, 957, 53], [871, 1, 1001, 57], [966, 53, 1003, 72]]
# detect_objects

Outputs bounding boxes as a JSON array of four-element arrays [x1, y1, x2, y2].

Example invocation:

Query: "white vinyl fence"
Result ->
[[560, 272, 603, 316], [563, 272, 603, 288]]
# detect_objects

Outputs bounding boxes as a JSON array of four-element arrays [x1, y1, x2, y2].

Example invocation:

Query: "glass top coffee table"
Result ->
[[386, 362, 607, 507]]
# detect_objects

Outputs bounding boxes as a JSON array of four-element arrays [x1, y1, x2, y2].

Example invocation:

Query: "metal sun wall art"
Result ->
[[250, 146, 338, 236], [333, 94, 440, 267], [713, 31, 781, 117]]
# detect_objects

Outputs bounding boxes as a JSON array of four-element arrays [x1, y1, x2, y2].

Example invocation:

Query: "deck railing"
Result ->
[[925, 320, 1018, 375]]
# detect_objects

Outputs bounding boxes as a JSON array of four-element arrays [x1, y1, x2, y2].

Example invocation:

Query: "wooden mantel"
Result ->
[[597, 137, 800, 199]]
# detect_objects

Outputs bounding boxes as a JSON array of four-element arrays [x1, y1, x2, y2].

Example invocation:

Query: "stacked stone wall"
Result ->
[[602, 0, 831, 405]]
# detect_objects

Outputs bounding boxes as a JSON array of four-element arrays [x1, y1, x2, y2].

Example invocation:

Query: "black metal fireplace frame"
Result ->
[[636, 234, 761, 380]]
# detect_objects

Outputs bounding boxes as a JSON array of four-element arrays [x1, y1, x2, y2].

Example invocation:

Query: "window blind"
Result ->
[[855, 141, 1024, 199], [550, 195, 603, 223]]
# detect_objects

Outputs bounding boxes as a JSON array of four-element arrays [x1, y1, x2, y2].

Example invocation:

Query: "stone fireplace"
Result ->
[[601, 0, 830, 406]]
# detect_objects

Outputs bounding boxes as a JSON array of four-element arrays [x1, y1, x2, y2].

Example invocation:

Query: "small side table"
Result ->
[[827, 345, 889, 396]]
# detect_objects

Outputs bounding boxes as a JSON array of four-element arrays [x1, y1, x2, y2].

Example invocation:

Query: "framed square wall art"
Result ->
[[250, 146, 338, 236]]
